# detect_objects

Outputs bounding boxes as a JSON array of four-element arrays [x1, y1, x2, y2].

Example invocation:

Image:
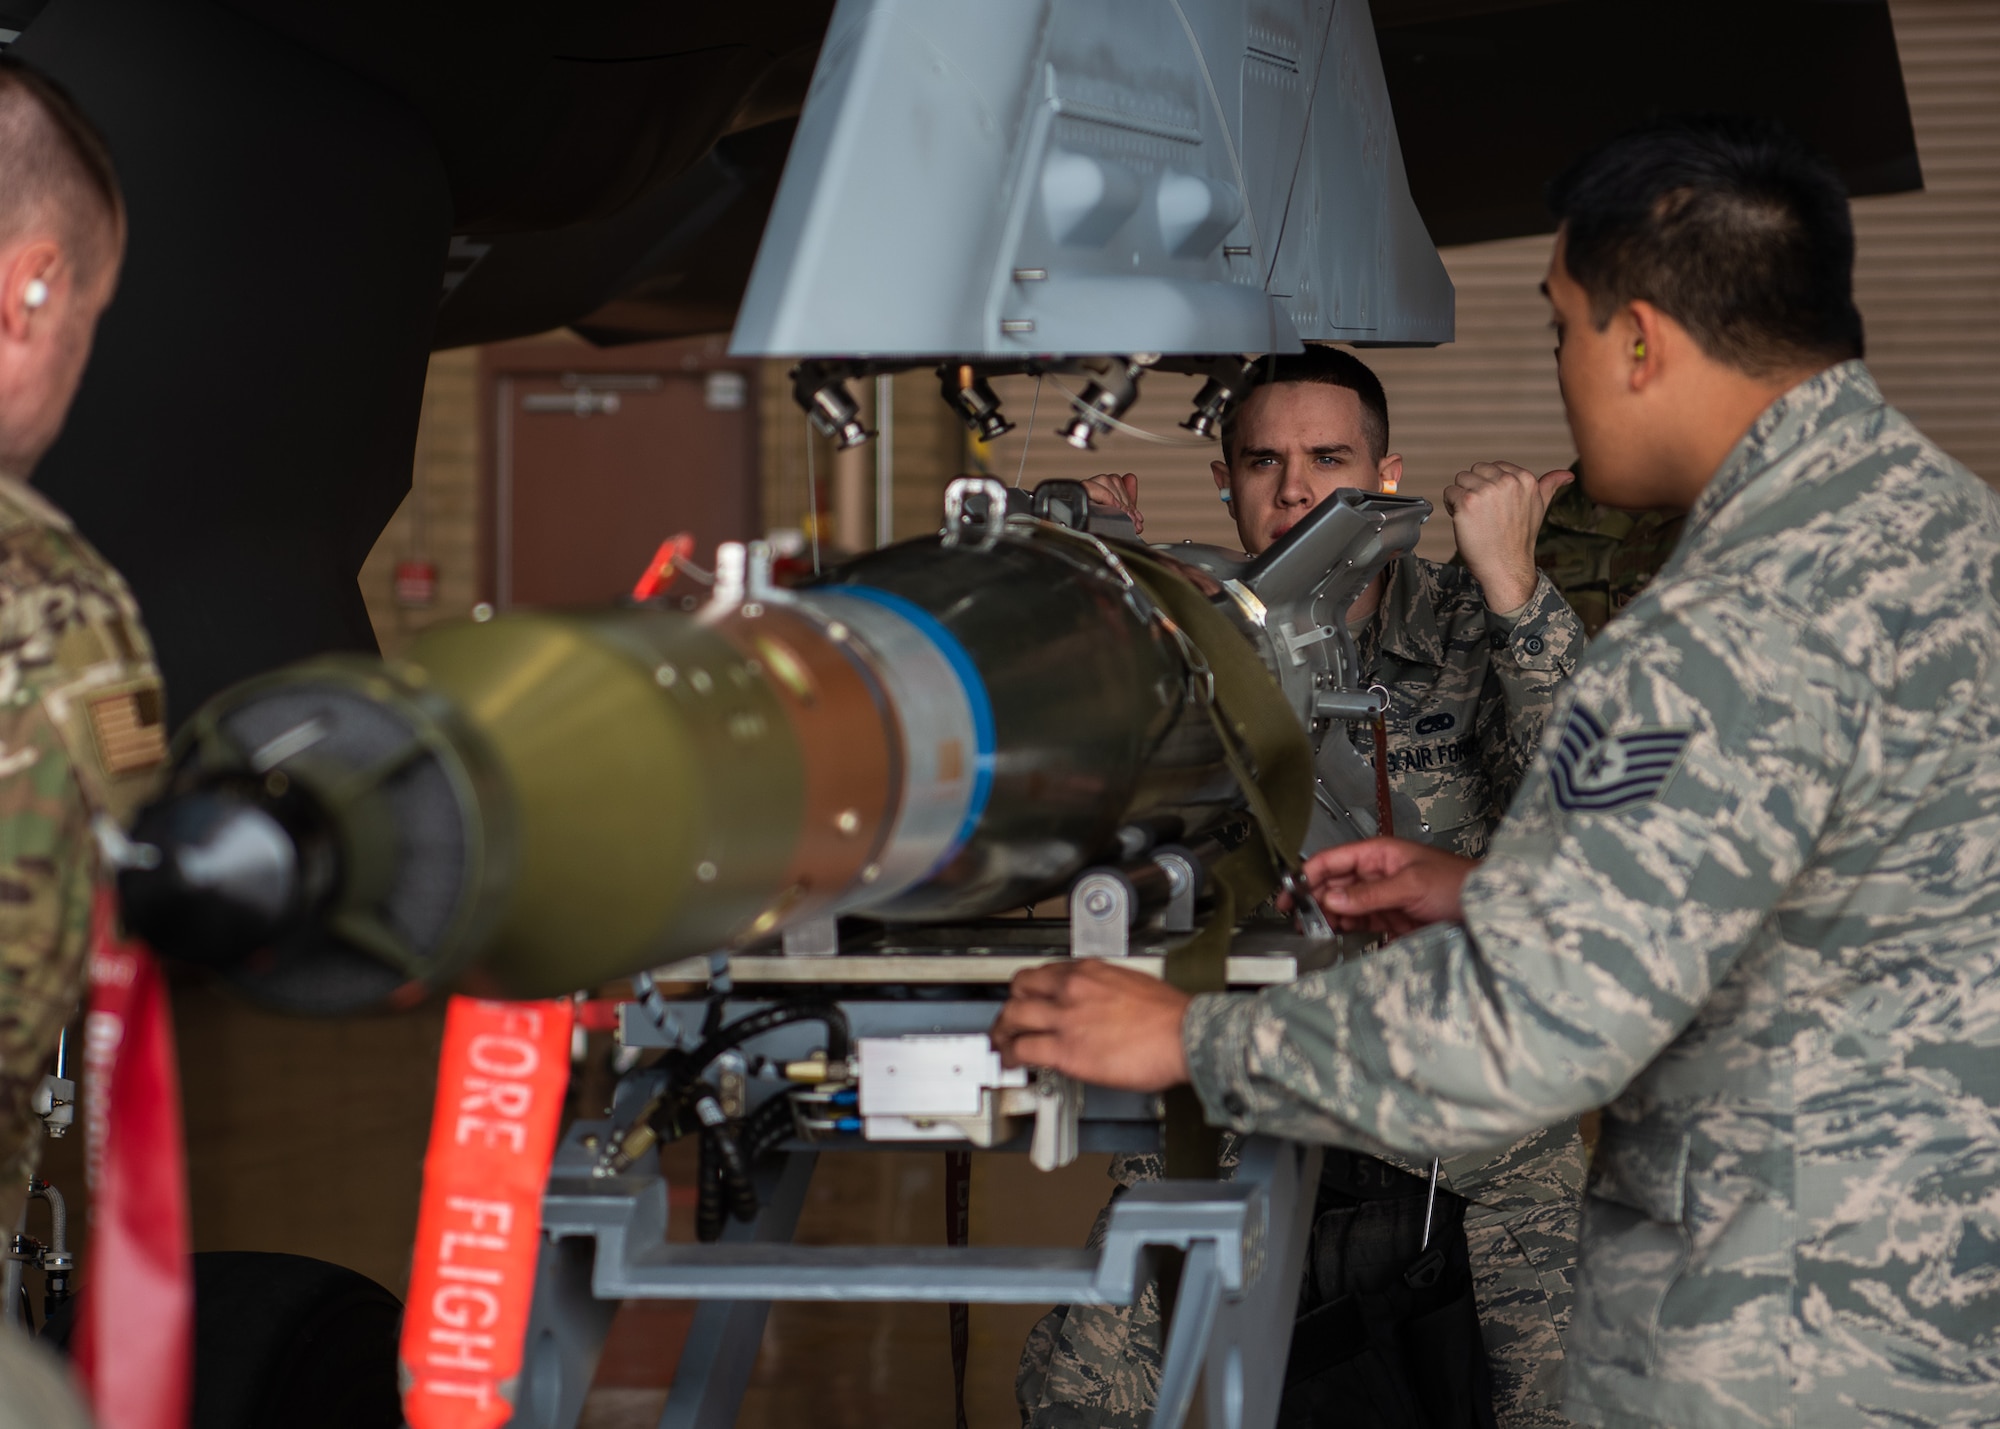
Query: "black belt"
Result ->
[[1319, 1148, 1440, 1202]]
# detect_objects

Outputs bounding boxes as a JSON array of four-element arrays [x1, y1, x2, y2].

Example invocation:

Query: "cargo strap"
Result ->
[[1371, 694, 1396, 839], [1121, 550, 1313, 1180], [1157, 878, 1232, 1178], [1028, 530, 1314, 1177], [1117, 549, 1313, 917]]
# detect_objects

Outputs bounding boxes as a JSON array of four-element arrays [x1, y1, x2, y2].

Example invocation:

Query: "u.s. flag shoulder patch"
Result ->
[[87, 684, 167, 777], [1549, 705, 1691, 813]]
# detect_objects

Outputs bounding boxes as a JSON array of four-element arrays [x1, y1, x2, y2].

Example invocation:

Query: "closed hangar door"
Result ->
[[483, 338, 759, 609]]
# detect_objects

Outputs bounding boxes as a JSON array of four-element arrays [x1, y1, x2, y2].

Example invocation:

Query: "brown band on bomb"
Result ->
[[709, 603, 897, 920]]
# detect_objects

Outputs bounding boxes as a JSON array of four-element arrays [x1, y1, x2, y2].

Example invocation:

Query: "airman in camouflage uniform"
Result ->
[[0, 472, 166, 1239], [0, 60, 154, 1261], [1345, 557, 1589, 1428], [1532, 479, 1685, 638], [1179, 361, 2000, 1427], [1020, 554, 1589, 1428], [0, 1324, 94, 1429]]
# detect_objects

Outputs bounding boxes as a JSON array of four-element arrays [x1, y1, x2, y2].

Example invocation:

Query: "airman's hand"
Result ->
[[1441, 461, 1572, 614], [1300, 837, 1478, 936], [990, 958, 1191, 1090], [1079, 472, 1144, 535]]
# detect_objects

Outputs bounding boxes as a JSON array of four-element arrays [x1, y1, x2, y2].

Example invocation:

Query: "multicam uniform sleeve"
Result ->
[[1182, 577, 1865, 1155], [1473, 570, 1583, 818], [0, 696, 97, 1199]]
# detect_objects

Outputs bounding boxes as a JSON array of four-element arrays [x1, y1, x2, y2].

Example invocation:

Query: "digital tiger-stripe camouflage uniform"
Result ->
[[1020, 556, 1589, 1429], [1181, 362, 2000, 1427], [0, 472, 166, 1241]]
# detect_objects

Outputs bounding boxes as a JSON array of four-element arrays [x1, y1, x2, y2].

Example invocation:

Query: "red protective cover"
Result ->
[[75, 890, 192, 1429], [401, 997, 574, 1429], [630, 533, 696, 601]]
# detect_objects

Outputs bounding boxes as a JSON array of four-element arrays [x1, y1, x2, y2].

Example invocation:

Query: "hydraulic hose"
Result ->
[[688, 1001, 851, 1072], [744, 1092, 800, 1160], [29, 1181, 66, 1254], [695, 1135, 726, 1243], [690, 1083, 758, 1242], [670, 1003, 850, 1239]]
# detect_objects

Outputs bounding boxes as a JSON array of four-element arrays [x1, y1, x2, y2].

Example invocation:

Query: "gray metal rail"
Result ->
[[515, 1122, 1316, 1429]]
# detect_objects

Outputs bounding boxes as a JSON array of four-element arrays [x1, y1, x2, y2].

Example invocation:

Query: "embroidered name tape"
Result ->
[[1549, 705, 1691, 812]]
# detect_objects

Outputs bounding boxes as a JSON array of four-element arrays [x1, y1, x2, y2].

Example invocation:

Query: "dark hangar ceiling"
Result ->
[[0, 0, 1921, 718]]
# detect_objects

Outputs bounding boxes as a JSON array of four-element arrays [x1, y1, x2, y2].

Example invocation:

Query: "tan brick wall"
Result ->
[[759, 362, 968, 554], [886, 367, 968, 542], [366, 351, 966, 648], [358, 347, 481, 658], [757, 357, 825, 541]]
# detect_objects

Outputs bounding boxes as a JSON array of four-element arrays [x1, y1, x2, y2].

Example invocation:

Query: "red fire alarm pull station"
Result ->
[[397, 559, 439, 608]]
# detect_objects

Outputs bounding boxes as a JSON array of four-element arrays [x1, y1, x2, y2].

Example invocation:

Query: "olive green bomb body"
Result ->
[[415, 611, 809, 994], [140, 606, 825, 1010], [123, 526, 1299, 1014]]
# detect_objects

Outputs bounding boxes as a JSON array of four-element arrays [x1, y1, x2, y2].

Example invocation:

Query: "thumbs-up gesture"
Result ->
[[1442, 460, 1574, 613]]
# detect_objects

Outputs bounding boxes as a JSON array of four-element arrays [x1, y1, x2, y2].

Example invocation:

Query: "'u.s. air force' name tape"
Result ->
[[1549, 705, 1692, 812]]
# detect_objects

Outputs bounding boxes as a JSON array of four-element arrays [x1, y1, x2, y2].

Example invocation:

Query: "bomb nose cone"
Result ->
[[119, 784, 308, 967]]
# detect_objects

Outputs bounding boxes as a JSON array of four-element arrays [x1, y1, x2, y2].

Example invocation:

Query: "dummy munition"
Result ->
[[119, 485, 1425, 1012]]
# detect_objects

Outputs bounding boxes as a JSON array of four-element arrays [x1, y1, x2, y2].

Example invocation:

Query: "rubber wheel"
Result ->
[[38, 1250, 403, 1429], [187, 1251, 403, 1429]]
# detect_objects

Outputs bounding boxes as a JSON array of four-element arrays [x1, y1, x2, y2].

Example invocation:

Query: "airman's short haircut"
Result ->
[[1220, 346, 1390, 465], [0, 57, 122, 281], [1548, 114, 1864, 377]]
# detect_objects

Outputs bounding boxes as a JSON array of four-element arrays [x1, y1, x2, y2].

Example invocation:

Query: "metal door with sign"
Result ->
[[482, 338, 758, 610]]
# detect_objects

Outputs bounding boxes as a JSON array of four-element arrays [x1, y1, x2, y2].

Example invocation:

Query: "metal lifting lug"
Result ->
[[744, 540, 783, 604], [1152, 847, 1199, 934], [941, 476, 1013, 551], [781, 916, 839, 958], [698, 539, 788, 623], [702, 541, 749, 616], [1070, 868, 1134, 958]]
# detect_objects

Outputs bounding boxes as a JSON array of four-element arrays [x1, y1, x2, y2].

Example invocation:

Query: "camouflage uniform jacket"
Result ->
[[1340, 554, 1583, 861], [1182, 363, 2000, 1428], [1345, 555, 1588, 1427], [1019, 556, 1589, 1429], [1328, 555, 1588, 1218], [0, 474, 165, 1236], [1533, 482, 1685, 638]]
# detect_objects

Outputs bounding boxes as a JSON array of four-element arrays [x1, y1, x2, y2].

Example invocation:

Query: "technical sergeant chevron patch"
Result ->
[[1549, 705, 1691, 812]]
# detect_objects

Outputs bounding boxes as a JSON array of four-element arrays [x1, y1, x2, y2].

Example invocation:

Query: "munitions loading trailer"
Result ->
[[521, 981, 1321, 1429], [122, 476, 1430, 1427]]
